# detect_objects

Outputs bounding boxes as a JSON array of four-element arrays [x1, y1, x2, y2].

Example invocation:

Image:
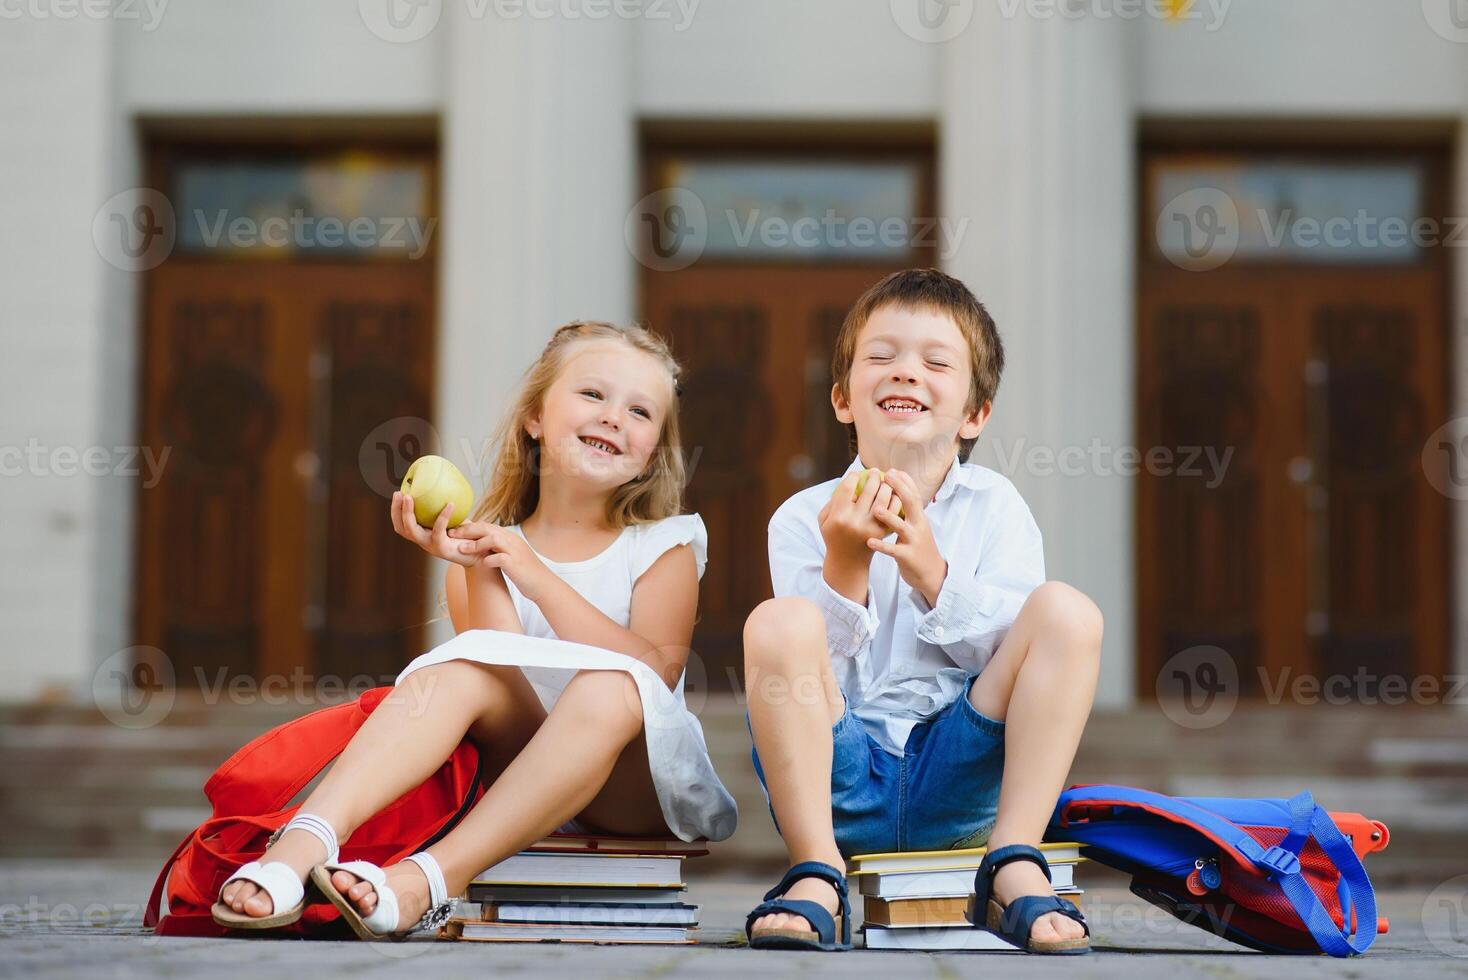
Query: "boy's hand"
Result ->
[[819, 468, 893, 557], [867, 469, 948, 606], [817, 468, 894, 604]]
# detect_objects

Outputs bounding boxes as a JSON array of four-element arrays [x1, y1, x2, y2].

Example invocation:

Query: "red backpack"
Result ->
[[145, 687, 483, 937]]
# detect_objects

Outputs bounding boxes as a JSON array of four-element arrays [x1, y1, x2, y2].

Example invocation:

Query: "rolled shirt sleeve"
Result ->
[[769, 509, 877, 660], [909, 484, 1045, 674]]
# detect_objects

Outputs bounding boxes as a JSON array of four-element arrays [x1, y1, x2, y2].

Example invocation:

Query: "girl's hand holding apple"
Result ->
[[390, 490, 479, 567], [447, 522, 553, 602]]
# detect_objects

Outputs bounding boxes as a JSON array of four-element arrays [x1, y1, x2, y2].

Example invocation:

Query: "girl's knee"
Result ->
[[743, 597, 825, 667], [555, 669, 644, 735]]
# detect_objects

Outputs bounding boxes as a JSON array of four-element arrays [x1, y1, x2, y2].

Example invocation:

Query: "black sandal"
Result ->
[[744, 860, 852, 951], [968, 844, 1091, 954]]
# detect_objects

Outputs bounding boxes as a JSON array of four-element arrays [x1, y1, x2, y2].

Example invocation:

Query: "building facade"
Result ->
[[3, 0, 1465, 709]]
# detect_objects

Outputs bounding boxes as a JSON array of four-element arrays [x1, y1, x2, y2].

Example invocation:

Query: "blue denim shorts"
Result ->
[[749, 675, 1005, 857]]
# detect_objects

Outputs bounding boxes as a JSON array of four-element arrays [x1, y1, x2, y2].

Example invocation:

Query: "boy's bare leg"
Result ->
[[333, 668, 670, 929], [219, 660, 546, 918], [967, 581, 1104, 944], [743, 597, 848, 935]]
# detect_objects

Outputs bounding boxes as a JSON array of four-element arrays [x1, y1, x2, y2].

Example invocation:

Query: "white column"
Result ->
[[941, 6, 1137, 706], [431, 5, 635, 643], [0, 14, 131, 699]]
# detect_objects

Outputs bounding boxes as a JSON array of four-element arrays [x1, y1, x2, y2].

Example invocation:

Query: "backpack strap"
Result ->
[[1055, 785, 1286, 870], [1275, 808, 1377, 957]]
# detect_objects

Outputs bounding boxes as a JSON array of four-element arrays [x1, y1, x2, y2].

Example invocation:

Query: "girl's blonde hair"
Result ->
[[470, 321, 686, 528]]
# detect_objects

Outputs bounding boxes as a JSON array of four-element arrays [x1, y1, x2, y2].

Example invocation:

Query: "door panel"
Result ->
[[1138, 262, 1449, 700], [137, 264, 435, 687], [643, 265, 903, 690]]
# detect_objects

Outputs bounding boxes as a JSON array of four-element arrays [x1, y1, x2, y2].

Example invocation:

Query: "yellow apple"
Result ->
[[840, 468, 903, 517], [401, 454, 474, 528]]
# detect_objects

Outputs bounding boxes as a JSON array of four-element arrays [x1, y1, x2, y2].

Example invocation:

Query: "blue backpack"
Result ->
[[1046, 785, 1389, 957]]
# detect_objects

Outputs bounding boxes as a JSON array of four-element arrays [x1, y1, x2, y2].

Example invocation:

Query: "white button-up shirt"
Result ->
[[767, 455, 1045, 756]]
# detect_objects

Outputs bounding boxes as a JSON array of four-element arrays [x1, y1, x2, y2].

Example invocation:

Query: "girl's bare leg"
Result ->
[[966, 581, 1103, 944], [335, 667, 670, 929], [219, 660, 546, 918]]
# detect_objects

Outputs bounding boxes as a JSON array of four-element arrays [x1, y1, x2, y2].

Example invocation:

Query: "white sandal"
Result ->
[[310, 852, 455, 941], [211, 813, 340, 930]]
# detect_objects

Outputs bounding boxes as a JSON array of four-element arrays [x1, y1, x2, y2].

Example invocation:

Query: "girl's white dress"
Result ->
[[395, 514, 737, 843]]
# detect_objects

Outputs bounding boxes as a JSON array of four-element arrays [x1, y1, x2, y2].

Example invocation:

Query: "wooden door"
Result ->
[[1138, 256, 1450, 699], [642, 266, 907, 690], [135, 263, 436, 688]]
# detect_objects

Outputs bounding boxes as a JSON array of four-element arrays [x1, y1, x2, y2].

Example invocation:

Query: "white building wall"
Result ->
[[118, 0, 442, 112], [1138, 0, 1467, 114], [0, 14, 126, 698], [0, 0, 1462, 700], [636, 0, 939, 118]]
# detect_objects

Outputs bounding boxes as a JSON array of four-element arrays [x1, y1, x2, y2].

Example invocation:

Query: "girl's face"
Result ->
[[527, 341, 673, 492]]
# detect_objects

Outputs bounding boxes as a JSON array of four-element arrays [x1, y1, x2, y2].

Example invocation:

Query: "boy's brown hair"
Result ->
[[831, 268, 1004, 459]]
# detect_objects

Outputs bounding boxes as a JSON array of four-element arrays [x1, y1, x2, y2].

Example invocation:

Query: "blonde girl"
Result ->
[[213, 321, 736, 938]]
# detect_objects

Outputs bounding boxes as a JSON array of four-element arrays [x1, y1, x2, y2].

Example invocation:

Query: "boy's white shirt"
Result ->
[[767, 454, 1045, 756]]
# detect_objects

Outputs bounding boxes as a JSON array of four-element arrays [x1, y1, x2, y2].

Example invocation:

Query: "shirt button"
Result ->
[[934, 626, 946, 639]]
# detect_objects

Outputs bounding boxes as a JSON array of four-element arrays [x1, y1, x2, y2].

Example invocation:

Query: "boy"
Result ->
[[743, 269, 1102, 953]]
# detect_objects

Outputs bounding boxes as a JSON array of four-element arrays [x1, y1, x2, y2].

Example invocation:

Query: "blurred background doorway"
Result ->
[[639, 129, 937, 690]]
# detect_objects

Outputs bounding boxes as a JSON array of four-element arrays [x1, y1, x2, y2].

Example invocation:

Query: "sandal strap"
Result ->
[[403, 852, 456, 932], [324, 860, 400, 936], [994, 894, 1090, 943], [972, 844, 1053, 914], [745, 898, 838, 945], [219, 860, 304, 913], [280, 813, 340, 865], [750, 860, 851, 946]]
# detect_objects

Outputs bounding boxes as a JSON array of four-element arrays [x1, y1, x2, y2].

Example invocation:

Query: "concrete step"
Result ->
[[2, 695, 1464, 883]]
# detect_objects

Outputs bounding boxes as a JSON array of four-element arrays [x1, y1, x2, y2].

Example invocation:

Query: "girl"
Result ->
[[212, 321, 737, 938]]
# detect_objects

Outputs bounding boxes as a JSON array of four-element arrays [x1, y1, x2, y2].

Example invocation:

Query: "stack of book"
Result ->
[[443, 834, 705, 944], [848, 841, 1085, 951]]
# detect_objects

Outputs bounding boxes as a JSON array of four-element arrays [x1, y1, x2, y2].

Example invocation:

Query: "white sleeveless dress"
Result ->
[[395, 514, 737, 843]]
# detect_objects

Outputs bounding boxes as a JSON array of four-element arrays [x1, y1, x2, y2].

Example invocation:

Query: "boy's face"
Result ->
[[832, 304, 988, 464]]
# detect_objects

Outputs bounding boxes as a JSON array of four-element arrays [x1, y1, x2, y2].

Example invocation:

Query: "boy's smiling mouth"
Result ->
[[877, 395, 928, 417], [578, 435, 623, 455]]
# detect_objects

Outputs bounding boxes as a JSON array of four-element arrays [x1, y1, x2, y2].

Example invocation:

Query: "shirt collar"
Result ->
[[845, 453, 966, 505]]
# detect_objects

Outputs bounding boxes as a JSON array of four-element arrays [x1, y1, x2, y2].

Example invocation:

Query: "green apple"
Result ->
[[401, 454, 474, 528], [840, 468, 903, 517]]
